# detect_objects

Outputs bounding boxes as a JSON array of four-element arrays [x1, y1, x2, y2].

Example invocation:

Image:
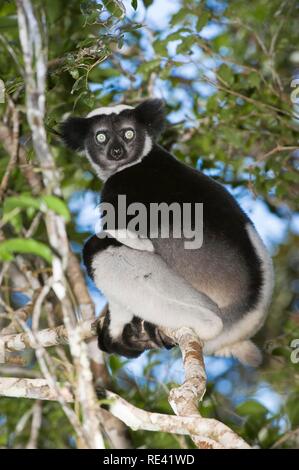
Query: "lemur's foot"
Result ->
[[97, 310, 175, 358]]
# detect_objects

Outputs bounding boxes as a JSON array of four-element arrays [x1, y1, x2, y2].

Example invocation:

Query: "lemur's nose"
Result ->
[[111, 146, 124, 160]]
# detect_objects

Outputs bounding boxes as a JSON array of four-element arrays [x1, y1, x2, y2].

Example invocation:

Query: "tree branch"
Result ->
[[0, 323, 250, 449], [0, 375, 249, 449], [1, 319, 97, 354]]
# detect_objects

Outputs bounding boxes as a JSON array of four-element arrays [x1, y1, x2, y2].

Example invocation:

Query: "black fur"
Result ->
[[96, 309, 174, 358], [60, 117, 90, 151], [134, 98, 165, 138], [100, 144, 263, 321]]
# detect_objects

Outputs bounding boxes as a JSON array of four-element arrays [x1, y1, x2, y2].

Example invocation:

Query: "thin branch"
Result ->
[[0, 33, 23, 76], [0, 366, 42, 378], [0, 279, 43, 338], [1, 319, 97, 354], [256, 145, 299, 162], [26, 400, 42, 449], [0, 377, 73, 401], [0, 108, 19, 201]]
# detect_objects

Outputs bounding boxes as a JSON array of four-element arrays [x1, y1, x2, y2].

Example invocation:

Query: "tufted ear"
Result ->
[[60, 117, 90, 151], [134, 99, 165, 138]]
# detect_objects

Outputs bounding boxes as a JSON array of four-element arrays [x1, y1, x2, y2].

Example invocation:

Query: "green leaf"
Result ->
[[0, 238, 52, 263], [247, 71, 261, 88], [42, 196, 71, 222], [284, 171, 299, 183], [196, 11, 210, 31], [286, 394, 299, 427], [102, 0, 125, 19], [237, 400, 268, 417], [3, 194, 70, 222], [218, 64, 235, 86], [71, 76, 85, 95], [153, 39, 168, 56], [131, 0, 138, 10], [0, 16, 17, 29], [170, 8, 193, 26], [143, 0, 154, 7], [176, 35, 197, 54], [3, 195, 41, 213], [109, 354, 124, 372], [165, 29, 191, 42], [137, 58, 161, 75], [160, 64, 171, 80]]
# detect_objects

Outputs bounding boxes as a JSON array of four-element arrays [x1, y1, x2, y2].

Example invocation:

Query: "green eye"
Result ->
[[96, 132, 107, 143], [124, 129, 134, 140]]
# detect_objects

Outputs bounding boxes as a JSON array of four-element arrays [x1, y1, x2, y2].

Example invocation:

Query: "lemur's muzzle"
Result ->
[[110, 145, 125, 160]]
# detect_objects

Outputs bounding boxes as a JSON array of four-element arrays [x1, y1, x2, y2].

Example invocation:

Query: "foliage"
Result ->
[[0, 0, 299, 449]]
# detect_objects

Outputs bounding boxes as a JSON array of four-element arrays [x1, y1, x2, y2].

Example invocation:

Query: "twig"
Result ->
[[256, 145, 299, 162], [26, 400, 42, 449], [0, 283, 43, 338], [0, 108, 19, 201], [0, 377, 73, 401], [271, 427, 299, 449], [15, 316, 91, 448], [0, 366, 42, 378]]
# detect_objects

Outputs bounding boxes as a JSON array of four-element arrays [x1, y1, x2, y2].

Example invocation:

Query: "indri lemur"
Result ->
[[61, 99, 273, 366]]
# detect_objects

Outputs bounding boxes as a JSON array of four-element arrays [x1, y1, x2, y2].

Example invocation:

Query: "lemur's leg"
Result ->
[[83, 235, 175, 357], [97, 308, 175, 358], [84, 236, 223, 342]]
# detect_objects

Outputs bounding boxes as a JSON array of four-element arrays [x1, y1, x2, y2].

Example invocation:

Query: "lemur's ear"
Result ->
[[134, 99, 165, 138], [60, 117, 89, 151]]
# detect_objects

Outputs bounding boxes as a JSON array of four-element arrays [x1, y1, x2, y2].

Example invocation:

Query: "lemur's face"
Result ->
[[85, 109, 149, 177], [61, 99, 164, 180]]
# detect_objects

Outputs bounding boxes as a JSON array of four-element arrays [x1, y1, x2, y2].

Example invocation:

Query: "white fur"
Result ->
[[214, 340, 262, 367], [142, 134, 153, 158], [203, 223, 274, 359], [87, 105, 133, 118], [108, 302, 134, 338], [105, 229, 154, 252], [92, 245, 223, 341], [85, 150, 107, 180]]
